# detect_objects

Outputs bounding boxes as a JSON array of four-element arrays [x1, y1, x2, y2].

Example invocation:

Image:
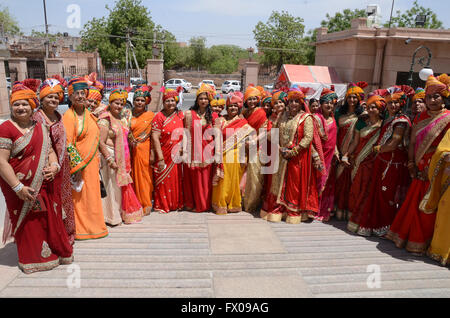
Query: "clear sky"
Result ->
[[3, 0, 449, 49]]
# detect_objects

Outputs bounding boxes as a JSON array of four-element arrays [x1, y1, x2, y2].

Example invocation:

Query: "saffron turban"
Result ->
[[109, 88, 128, 104], [39, 76, 66, 102], [10, 79, 41, 110], [346, 81, 368, 101], [160, 86, 182, 103], [425, 74, 450, 98]]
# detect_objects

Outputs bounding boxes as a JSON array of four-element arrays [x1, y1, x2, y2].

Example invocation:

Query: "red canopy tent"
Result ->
[[275, 64, 347, 99]]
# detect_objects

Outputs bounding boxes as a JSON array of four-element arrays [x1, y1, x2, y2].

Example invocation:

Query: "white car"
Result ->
[[198, 80, 215, 90], [221, 80, 241, 94], [165, 78, 192, 93]]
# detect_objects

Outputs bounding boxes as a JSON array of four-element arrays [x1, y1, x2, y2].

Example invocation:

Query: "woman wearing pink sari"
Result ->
[[315, 88, 339, 222], [98, 88, 143, 225], [33, 76, 76, 245], [151, 87, 184, 213], [0, 80, 73, 274]]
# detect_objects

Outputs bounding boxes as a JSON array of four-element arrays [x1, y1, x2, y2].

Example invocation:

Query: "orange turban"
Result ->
[[10, 79, 41, 110], [425, 74, 450, 98], [366, 92, 386, 112], [385, 85, 414, 106], [244, 85, 263, 103], [39, 77, 66, 102], [346, 81, 368, 101], [271, 89, 288, 106], [87, 86, 102, 102]]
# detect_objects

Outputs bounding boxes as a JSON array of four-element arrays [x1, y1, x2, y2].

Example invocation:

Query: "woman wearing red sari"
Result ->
[[183, 83, 218, 212], [242, 85, 271, 213], [315, 88, 339, 222], [346, 93, 384, 232], [33, 76, 76, 245], [151, 87, 184, 213], [0, 80, 73, 274], [386, 75, 450, 253], [129, 86, 155, 216], [265, 86, 326, 224], [334, 82, 368, 220], [354, 86, 413, 237]]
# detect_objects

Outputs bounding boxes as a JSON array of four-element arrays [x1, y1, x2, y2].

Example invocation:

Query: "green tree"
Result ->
[[0, 5, 21, 35], [187, 36, 208, 71], [207, 45, 248, 74], [320, 8, 367, 33], [253, 10, 309, 71], [80, 0, 177, 70], [384, 0, 443, 29]]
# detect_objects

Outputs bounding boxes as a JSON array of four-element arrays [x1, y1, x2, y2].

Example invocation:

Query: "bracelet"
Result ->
[[341, 155, 349, 161], [12, 182, 24, 193], [158, 158, 165, 162], [51, 162, 61, 173]]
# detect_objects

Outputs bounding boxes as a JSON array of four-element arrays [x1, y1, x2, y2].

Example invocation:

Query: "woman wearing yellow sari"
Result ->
[[62, 77, 108, 240], [212, 92, 255, 214], [426, 128, 450, 266], [129, 86, 155, 216]]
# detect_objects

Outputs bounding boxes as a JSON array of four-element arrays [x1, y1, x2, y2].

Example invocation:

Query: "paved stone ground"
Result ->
[[0, 211, 449, 298]]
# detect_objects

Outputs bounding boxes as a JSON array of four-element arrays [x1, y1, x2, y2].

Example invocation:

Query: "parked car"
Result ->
[[221, 80, 241, 94], [130, 77, 146, 87], [165, 78, 192, 93], [264, 83, 274, 92], [198, 80, 215, 90]]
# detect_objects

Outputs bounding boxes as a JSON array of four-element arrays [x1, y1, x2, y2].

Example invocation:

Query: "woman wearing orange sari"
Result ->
[[151, 87, 184, 213], [183, 83, 217, 212], [386, 75, 450, 254], [62, 77, 108, 240], [0, 80, 73, 273], [129, 86, 155, 216], [334, 82, 368, 220], [212, 92, 255, 214]]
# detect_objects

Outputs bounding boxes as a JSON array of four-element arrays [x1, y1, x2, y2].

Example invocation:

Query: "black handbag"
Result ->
[[99, 172, 107, 198]]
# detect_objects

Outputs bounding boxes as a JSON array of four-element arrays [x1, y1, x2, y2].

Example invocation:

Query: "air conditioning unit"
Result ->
[[366, 4, 381, 28]]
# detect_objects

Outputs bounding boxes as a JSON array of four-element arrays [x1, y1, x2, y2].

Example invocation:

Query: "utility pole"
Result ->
[[43, 0, 49, 58]]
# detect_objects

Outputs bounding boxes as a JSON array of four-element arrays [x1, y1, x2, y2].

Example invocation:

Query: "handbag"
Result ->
[[99, 172, 107, 198]]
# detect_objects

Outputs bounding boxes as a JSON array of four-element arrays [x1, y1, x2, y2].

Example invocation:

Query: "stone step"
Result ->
[[298, 262, 447, 276], [106, 233, 209, 238], [66, 258, 429, 271], [75, 242, 210, 249], [315, 288, 450, 298], [283, 244, 401, 253], [17, 269, 212, 279], [0, 287, 214, 298], [77, 237, 209, 244], [9, 277, 213, 289], [280, 239, 394, 247], [70, 251, 426, 263], [74, 248, 210, 255], [308, 278, 450, 294], [108, 228, 207, 233], [302, 270, 450, 284]]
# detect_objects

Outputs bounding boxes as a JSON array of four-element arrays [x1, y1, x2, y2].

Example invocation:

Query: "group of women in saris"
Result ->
[[1, 72, 449, 276]]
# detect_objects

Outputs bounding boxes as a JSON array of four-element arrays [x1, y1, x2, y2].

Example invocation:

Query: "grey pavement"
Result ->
[[1, 211, 449, 298]]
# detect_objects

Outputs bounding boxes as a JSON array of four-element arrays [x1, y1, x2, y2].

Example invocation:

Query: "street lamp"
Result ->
[[406, 44, 432, 111]]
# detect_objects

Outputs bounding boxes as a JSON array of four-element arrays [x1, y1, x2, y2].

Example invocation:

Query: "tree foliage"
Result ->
[[321, 8, 367, 33], [253, 11, 310, 71], [0, 5, 21, 35], [384, 0, 443, 29], [80, 0, 177, 70]]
